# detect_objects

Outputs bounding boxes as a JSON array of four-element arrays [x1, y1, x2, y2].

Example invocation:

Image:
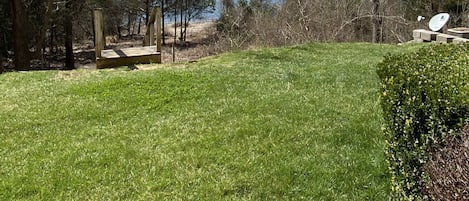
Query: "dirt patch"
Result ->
[[162, 21, 219, 63]]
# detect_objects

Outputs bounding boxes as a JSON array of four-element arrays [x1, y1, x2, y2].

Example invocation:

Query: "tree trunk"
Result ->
[[0, 53, 3, 74], [138, 14, 142, 35], [127, 10, 132, 36], [31, 0, 53, 60], [0, 35, 3, 74], [92, 10, 96, 47], [145, 0, 150, 25], [179, 0, 183, 41], [372, 0, 382, 43], [10, 0, 30, 71], [0, 31, 4, 73], [117, 25, 122, 39], [131, 14, 136, 36], [173, 1, 177, 62], [64, 1, 74, 70], [50, 24, 56, 53], [183, 0, 188, 42], [162, 0, 166, 45]]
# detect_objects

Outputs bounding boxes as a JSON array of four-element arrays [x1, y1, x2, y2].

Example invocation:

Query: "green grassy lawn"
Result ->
[[0, 43, 419, 200]]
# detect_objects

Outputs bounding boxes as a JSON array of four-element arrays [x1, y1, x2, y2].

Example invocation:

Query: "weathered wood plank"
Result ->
[[96, 55, 161, 69], [97, 46, 161, 68], [156, 7, 162, 52], [144, 7, 159, 46], [97, 56, 161, 69], [100, 46, 159, 59], [94, 9, 105, 58]]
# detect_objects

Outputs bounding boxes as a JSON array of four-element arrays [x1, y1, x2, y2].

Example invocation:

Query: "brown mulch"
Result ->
[[422, 123, 469, 200]]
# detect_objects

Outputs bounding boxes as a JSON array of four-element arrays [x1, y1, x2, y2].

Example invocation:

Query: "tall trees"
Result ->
[[5, 0, 89, 71], [0, 1, 12, 73], [181, 0, 216, 41], [2, 0, 468, 72], [372, 0, 383, 43], [10, 0, 30, 70], [64, 1, 74, 70], [165, 0, 215, 42], [9, 0, 57, 70], [216, 0, 414, 46], [218, 0, 271, 48]]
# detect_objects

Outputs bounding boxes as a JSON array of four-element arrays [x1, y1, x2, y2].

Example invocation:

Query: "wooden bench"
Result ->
[[97, 46, 161, 69], [94, 7, 162, 69]]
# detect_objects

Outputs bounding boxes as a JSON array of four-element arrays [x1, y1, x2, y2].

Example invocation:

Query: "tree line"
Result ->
[[216, 0, 469, 49], [0, 0, 214, 72], [1, 0, 469, 73]]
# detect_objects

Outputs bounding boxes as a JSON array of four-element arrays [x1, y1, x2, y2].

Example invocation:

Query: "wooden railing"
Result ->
[[144, 6, 162, 52], [93, 7, 162, 68]]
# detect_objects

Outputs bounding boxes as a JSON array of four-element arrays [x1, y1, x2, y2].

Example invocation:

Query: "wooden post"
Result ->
[[173, 5, 176, 63], [143, 31, 149, 46], [94, 8, 105, 58], [144, 7, 158, 46], [149, 21, 155, 46], [156, 7, 162, 52], [161, 0, 166, 45]]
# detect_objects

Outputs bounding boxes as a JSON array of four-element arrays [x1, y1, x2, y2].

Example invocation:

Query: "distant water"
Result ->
[[198, 0, 223, 21], [166, 0, 283, 22]]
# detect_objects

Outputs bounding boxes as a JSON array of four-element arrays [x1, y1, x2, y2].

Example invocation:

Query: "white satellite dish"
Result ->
[[428, 13, 450, 32]]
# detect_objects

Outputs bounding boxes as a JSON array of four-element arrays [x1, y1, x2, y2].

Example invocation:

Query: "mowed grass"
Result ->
[[0, 43, 419, 200]]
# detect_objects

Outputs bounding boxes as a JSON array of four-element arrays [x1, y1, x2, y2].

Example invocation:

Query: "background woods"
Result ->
[[218, 0, 469, 48], [1, 0, 469, 72]]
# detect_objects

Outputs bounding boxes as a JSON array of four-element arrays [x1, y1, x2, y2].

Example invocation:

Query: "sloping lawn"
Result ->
[[0, 43, 419, 200]]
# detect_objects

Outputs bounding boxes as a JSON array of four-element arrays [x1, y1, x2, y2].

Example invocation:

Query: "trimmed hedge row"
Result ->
[[377, 44, 469, 200]]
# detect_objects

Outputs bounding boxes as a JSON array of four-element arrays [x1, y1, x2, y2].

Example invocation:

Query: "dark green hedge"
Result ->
[[377, 44, 469, 200]]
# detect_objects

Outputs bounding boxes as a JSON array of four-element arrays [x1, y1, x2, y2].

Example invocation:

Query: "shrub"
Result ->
[[377, 44, 469, 200]]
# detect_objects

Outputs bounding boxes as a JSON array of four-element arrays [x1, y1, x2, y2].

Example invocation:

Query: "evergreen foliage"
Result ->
[[377, 44, 469, 200]]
